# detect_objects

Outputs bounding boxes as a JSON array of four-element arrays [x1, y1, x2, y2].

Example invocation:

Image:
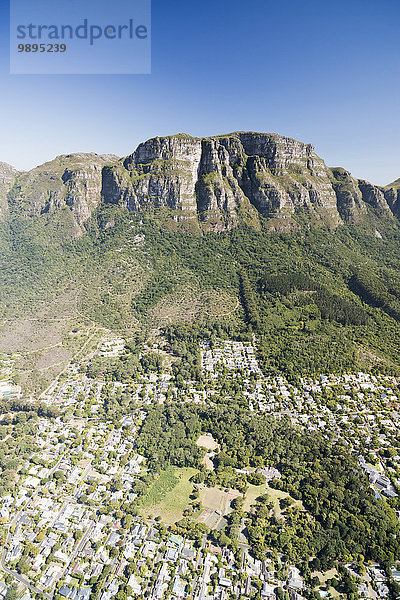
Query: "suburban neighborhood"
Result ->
[[1, 340, 400, 600]]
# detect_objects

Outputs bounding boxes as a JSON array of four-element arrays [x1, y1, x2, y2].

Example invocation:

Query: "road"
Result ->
[[0, 559, 52, 600], [0, 514, 52, 600], [58, 523, 95, 580]]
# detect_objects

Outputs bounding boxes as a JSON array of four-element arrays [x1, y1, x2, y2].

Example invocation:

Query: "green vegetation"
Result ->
[[5, 201, 400, 381], [133, 273, 176, 314], [240, 269, 260, 328], [0, 400, 59, 495], [135, 405, 202, 471], [86, 335, 163, 382], [5, 583, 19, 600], [136, 403, 400, 566], [141, 466, 180, 506], [140, 466, 198, 523], [3, 195, 400, 594]]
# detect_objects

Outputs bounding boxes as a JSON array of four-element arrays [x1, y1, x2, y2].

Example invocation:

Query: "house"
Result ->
[[77, 588, 91, 600], [182, 547, 196, 560], [106, 532, 120, 546], [262, 582, 275, 599], [171, 576, 185, 598], [165, 547, 179, 562], [142, 540, 157, 557], [127, 575, 142, 595], [391, 568, 400, 582], [58, 586, 74, 599]]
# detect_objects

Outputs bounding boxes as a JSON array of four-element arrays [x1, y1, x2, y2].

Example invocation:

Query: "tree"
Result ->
[[5, 584, 19, 600]]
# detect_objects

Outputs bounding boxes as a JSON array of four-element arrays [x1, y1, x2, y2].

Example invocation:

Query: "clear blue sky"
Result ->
[[0, 0, 399, 185]]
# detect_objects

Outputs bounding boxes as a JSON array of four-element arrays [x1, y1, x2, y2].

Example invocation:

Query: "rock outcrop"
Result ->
[[8, 153, 119, 228], [384, 179, 400, 219], [102, 132, 344, 230], [329, 168, 394, 223], [329, 168, 367, 223], [0, 161, 18, 221], [358, 180, 392, 215]]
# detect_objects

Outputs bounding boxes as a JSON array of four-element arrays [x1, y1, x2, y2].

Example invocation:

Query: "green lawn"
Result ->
[[243, 483, 265, 511], [244, 483, 304, 517], [139, 466, 198, 524]]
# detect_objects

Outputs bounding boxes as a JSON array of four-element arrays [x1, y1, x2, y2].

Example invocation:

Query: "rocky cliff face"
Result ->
[[7, 153, 119, 230], [358, 180, 392, 214], [329, 168, 394, 224], [329, 168, 367, 223], [102, 132, 345, 230], [102, 135, 203, 218], [384, 179, 400, 219], [1, 132, 399, 233], [0, 161, 18, 221]]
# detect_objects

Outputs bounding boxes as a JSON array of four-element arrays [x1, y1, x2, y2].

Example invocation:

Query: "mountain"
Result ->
[[2, 131, 400, 393], [1, 131, 398, 234], [102, 132, 342, 231]]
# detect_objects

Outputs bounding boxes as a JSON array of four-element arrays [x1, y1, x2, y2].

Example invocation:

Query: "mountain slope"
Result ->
[[6, 152, 119, 235], [1, 131, 400, 390]]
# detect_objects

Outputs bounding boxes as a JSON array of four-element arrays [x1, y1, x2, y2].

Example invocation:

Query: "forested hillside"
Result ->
[[3, 199, 400, 378]]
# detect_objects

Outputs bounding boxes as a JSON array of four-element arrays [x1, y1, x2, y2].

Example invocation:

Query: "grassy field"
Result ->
[[243, 483, 266, 511], [199, 486, 241, 514], [140, 470, 304, 527], [139, 466, 198, 524], [197, 434, 219, 471], [243, 483, 304, 517]]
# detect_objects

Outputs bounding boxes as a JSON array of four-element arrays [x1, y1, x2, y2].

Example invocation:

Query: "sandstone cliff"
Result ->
[[102, 132, 345, 230], [1, 132, 398, 233], [7, 153, 119, 230], [384, 178, 400, 219], [0, 161, 18, 221]]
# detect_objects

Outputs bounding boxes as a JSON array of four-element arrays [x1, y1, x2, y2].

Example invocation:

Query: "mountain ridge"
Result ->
[[1, 131, 398, 235]]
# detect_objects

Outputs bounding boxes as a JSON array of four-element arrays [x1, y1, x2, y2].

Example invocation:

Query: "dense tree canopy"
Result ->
[[136, 403, 400, 565]]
